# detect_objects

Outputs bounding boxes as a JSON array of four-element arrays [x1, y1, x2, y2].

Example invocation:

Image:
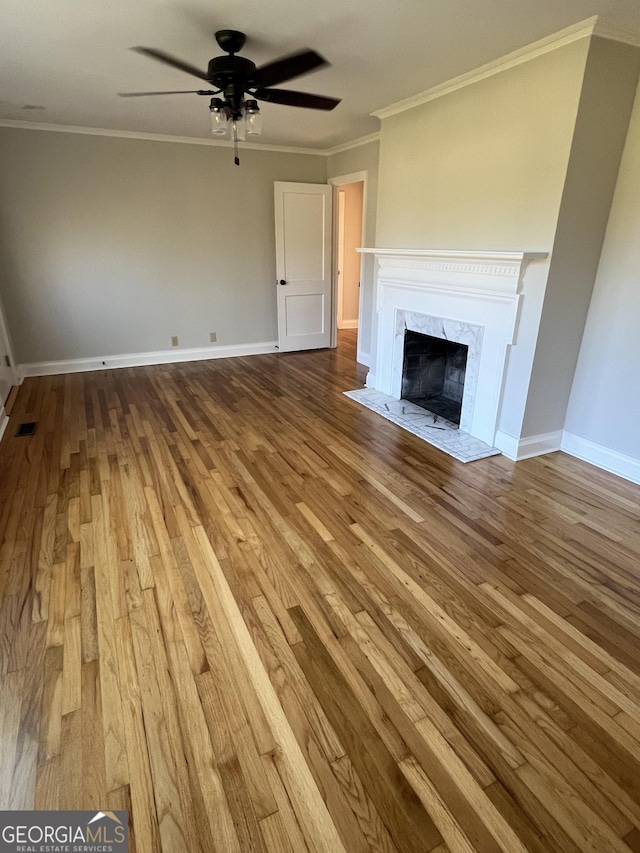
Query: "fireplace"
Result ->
[[358, 248, 548, 449], [401, 330, 469, 425]]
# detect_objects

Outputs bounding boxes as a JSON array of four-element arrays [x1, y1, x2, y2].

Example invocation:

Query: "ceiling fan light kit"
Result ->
[[209, 96, 261, 145], [121, 29, 340, 165]]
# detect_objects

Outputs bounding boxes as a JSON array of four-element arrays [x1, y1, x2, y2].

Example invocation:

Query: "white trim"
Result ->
[[328, 170, 369, 187], [0, 294, 19, 387], [0, 120, 382, 159], [561, 432, 640, 486], [493, 430, 519, 460], [0, 409, 8, 444], [359, 248, 547, 270], [372, 17, 601, 119], [465, 428, 640, 484], [593, 20, 640, 47], [20, 341, 278, 377], [357, 351, 370, 368], [494, 430, 563, 461], [338, 319, 359, 330], [379, 281, 522, 304], [0, 119, 382, 158], [0, 119, 327, 156], [360, 249, 548, 304], [325, 133, 380, 156]]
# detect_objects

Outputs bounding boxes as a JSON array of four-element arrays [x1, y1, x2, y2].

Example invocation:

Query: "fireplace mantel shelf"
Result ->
[[358, 248, 548, 283], [358, 248, 549, 297], [357, 248, 548, 262]]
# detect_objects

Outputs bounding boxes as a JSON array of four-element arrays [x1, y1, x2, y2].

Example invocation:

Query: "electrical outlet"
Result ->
[[171, 335, 179, 347], [210, 332, 217, 343]]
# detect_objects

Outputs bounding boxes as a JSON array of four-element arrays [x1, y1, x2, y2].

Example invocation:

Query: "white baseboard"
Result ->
[[494, 428, 640, 485], [365, 372, 377, 388], [356, 349, 370, 368], [20, 341, 278, 377], [561, 431, 640, 485], [0, 409, 8, 444], [494, 429, 563, 461], [493, 431, 518, 460], [338, 320, 359, 330]]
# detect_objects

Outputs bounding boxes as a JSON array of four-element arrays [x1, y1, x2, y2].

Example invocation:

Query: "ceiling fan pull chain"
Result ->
[[233, 120, 240, 166]]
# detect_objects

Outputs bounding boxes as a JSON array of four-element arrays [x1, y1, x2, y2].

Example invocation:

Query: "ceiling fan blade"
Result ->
[[118, 90, 215, 97], [253, 88, 341, 111], [256, 50, 328, 87], [132, 47, 210, 82]]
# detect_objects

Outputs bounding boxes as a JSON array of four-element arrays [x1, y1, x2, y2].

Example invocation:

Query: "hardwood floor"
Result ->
[[1, 329, 640, 851]]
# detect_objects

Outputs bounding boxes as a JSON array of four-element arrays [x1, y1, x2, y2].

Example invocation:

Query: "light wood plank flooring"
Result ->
[[2, 330, 640, 852]]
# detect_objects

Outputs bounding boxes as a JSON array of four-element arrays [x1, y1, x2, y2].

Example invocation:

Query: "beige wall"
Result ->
[[375, 39, 590, 251], [565, 78, 640, 460], [0, 128, 326, 364], [327, 140, 379, 365], [523, 37, 640, 437]]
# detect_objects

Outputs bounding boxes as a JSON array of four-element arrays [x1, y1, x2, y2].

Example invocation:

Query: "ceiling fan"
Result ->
[[119, 30, 341, 163]]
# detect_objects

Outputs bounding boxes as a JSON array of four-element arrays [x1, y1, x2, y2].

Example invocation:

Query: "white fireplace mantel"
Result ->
[[358, 248, 548, 448], [358, 248, 547, 296]]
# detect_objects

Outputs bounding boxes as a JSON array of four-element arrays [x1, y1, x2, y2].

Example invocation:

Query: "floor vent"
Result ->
[[16, 421, 37, 437]]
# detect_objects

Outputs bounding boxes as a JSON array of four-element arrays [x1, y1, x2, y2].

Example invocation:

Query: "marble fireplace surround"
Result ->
[[358, 248, 547, 448], [394, 311, 483, 435]]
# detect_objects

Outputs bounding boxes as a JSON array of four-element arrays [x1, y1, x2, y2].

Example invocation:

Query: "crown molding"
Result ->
[[0, 117, 382, 157], [372, 17, 604, 120], [0, 119, 329, 156], [325, 132, 380, 156], [592, 19, 640, 48]]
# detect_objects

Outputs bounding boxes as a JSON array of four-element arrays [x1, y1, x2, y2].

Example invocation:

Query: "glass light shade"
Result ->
[[210, 100, 229, 137], [245, 110, 262, 136]]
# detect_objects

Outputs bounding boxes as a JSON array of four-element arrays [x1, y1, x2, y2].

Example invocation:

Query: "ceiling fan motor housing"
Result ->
[[207, 55, 258, 114], [207, 55, 257, 86]]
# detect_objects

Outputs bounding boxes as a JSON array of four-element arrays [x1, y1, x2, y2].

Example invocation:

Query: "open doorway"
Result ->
[[329, 171, 367, 362], [337, 181, 363, 332]]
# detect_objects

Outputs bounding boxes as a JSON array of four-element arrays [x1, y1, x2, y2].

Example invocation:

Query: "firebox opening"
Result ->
[[401, 330, 468, 425]]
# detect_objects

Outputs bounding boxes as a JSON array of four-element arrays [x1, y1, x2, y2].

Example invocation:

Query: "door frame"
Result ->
[[328, 170, 368, 353], [0, 294, 18, 389], [0, 295, 17, 442]]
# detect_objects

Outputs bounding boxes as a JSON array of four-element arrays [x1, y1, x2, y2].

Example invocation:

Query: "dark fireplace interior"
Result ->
[[401, 330, 469, 425]]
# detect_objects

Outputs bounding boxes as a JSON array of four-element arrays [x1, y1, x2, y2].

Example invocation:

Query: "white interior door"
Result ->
[[274, 181, 332, 352]]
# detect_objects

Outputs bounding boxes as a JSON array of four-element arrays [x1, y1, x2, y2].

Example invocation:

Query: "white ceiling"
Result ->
[[2, 0, 640, 150]]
